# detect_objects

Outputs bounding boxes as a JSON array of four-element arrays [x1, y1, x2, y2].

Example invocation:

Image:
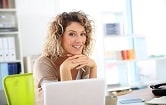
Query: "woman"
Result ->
[[33, 10, 97, 105]]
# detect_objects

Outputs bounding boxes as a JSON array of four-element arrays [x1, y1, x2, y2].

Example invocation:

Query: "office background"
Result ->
[[15, 0, 166, 86]]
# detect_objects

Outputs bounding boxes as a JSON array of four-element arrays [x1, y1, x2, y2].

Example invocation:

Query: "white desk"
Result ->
[[116, 88, 155, 105]]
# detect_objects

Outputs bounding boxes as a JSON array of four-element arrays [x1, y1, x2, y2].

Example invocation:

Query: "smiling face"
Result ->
[[62, 22, 86, 55]]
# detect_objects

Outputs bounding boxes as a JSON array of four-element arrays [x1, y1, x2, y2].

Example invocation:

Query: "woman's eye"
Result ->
[[81, 33, 86, 36], [69, 33, 76, 36]]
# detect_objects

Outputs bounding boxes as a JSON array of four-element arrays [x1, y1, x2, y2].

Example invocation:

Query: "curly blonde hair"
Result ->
[[42, 10, 94, 59]]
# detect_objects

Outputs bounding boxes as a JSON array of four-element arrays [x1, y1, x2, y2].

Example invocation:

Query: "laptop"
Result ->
[[43, 78, 106, 105]]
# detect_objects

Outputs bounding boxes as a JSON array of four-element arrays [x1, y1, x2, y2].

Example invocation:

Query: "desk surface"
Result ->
[[117, 87, 155, 105]]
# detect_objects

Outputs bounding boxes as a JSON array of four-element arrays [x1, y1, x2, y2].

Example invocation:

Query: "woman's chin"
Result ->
[[71, 52, 82, 55]]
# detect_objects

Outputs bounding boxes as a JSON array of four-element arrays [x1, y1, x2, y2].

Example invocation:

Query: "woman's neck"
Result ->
[[55, 55, 68, 65]]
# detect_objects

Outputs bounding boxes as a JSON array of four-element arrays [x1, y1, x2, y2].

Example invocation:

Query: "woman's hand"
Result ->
[[69, 54, 97, 78], [67, 54, 96, 70], [60, 54, 97, 80]]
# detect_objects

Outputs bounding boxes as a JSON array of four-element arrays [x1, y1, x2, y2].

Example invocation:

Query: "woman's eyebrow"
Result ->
[[67, 30, 85, 33], [67, 30, 75, 32]]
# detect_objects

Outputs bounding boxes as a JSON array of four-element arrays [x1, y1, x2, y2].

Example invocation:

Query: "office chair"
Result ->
[[3, 73, 35, 105]]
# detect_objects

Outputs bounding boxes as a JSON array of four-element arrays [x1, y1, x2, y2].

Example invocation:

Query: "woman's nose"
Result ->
[[75, 36, 82, 42]]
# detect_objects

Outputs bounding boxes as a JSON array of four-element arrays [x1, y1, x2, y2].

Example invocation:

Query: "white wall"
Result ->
[[132, 0, 166, 56], [16, 0, 57, 56]]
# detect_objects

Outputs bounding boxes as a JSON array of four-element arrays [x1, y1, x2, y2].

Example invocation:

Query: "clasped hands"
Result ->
[[60, 54, 96, 71]]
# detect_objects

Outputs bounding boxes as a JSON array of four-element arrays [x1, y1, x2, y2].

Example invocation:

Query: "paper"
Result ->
[[145, 96, 166, 104]]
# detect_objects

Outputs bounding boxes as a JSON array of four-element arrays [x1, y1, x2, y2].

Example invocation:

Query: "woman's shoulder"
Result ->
[[35, 55, 54, 64]]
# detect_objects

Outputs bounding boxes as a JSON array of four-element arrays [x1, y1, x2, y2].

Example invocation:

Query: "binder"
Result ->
[[7, 37, 16, 61], [2, 0, 9, 8], [0, 63, 8, 89], [2, 37, 10, 61], [7, 63, 14, 75], [0, 0, 3, 8], [0, 38, 4, 61], [0, 63, 8, 81], [0, 64, 2, 89], [16, 62, 21, 74], [23, 55, 40, 73], [8, 63, 21, 75]]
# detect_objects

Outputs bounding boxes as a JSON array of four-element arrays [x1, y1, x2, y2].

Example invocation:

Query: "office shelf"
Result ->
[[0, 0, 24, 90]]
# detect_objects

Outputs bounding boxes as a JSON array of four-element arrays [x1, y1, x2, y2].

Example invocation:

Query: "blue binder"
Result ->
[[0, 63, 8, 89]]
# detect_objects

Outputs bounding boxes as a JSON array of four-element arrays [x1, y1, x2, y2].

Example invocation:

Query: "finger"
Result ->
[[71, 60, 85, 65], [69, 54, 87, 60], [67, 55, 79, 60], [66, 54, 73, 57], [76, 64, 85, 69]]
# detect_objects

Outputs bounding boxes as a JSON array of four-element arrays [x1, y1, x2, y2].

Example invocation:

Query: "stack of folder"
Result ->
[[0, 37, 16, 62], [0, 62, 21, 89]]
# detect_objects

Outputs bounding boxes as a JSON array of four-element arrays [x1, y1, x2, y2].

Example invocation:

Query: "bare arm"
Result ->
[[60, 67, 72, 81], [89, 61, 97, 78]]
